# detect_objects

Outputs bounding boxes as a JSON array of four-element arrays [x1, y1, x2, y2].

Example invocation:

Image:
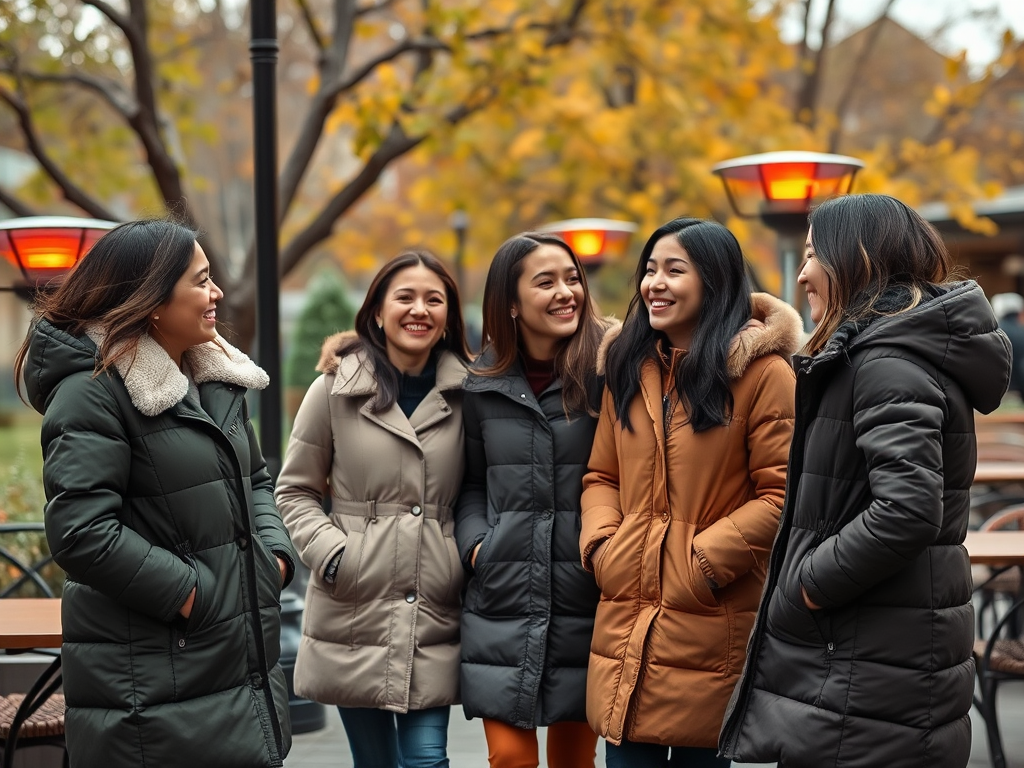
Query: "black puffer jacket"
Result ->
[[24, 320, 297, 768], [455, 351, 602, 728], [720, 282, 1011, 768]]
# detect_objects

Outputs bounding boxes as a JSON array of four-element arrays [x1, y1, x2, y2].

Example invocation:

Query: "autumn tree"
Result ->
[[0, 0, 595, 347]]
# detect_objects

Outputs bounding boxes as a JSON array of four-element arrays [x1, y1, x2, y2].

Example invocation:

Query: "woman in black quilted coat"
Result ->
[[720, 194, 1011, 768]]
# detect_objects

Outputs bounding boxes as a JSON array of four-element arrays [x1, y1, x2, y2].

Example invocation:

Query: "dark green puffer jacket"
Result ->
[[23, 319, 298, 768]]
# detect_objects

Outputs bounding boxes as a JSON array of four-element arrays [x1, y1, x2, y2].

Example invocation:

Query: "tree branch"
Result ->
[[293, 0, 326, 52], [794, 0, 836, 126], [356, 0, 398, 16], [0, 67, 137, 119], [0, 84, 121, 221], [0, 185, 38, 217], [82, 0, 131, 34]]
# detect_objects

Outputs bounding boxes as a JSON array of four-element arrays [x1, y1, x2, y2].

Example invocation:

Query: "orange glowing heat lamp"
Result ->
[[0, 216, 117, 292], [537, 218, 638, 268], [711, 151, 865, 220]]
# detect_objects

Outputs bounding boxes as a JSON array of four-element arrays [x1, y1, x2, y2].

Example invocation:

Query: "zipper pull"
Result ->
[[826, 641, 836, 655]]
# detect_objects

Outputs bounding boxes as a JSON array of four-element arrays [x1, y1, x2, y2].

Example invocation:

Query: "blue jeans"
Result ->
[[605, 739, 730, 768], [339, 706, 450, 768]]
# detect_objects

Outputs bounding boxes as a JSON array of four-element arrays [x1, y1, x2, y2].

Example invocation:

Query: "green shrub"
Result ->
[[285, 270, 357, 390]]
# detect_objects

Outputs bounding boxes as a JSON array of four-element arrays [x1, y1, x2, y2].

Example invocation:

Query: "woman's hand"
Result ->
[[471, 543, 481, 569], [179, 586, 196, 619], [590, 539, 609, 570], [802, 586, 821, 610], [277, 557, 288, 587]]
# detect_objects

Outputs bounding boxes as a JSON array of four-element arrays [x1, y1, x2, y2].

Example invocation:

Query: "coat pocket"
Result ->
[[689, 551, 720, 609], [329, 529, 363, 601]]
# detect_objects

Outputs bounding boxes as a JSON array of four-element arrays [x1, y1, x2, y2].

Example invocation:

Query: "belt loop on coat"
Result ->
[[367, 499, 377, 523]]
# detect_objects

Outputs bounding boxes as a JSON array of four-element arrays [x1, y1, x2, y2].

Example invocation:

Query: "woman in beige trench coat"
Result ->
[[276, 251, 471, 768]]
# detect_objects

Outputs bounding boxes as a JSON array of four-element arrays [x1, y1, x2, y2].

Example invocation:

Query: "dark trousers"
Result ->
[[604, 739, 731, 768]]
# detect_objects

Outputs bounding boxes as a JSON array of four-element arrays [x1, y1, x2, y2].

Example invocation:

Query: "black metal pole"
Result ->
[[250, 0, 281, 478]]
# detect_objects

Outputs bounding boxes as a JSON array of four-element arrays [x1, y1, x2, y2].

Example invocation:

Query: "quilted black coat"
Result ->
[[454, 351, 602, 728], [720, 281, 1011, 768], [24, 320, 297, 768]]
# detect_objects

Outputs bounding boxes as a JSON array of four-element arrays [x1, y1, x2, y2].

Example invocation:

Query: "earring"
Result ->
[[152, 315, 159, 321], [510, 310, 518, 319], [376, 319, 383, 329]]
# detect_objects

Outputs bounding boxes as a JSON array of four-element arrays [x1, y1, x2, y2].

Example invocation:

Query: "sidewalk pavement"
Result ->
[[285, 690, 1024, 767]]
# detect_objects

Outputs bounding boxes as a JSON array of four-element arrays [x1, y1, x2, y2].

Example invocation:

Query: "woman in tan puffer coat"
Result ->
[[276, 251, 471, 768], [580, 219, 801, 767]]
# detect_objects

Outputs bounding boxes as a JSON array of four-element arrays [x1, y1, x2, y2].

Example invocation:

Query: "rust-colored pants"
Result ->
[[482, 718, 598, 768]]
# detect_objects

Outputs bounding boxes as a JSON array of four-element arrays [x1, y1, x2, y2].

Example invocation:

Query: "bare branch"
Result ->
[[293, 0, 326, 52], [0, 67, 137, 118], [82, 0, 131, 33], [0, 186, 38, 217], [0, 85, 121, 221], [794, 0, 837, 126]]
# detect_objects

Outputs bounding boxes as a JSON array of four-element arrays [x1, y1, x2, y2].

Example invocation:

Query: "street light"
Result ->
[[711, 151, 864, 307], [0, 216, 117, 299], [537, 218, 638, 274]]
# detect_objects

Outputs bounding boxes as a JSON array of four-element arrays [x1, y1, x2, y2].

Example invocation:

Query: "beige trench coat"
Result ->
[[276, 334, 467, 712]]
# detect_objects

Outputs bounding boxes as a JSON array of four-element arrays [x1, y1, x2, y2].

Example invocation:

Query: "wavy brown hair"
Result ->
[[803, 194, 955, 355], [15, 219, 200, 400], [478, 232, 607, 416], [339, 249, 470, 413]]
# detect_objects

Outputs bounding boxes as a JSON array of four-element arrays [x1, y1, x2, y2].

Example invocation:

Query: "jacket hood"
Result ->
[[23, 318, 268, 417], [813, 280, 1010, 414], [596, 293, 802, 378], [316, 330, 466, 396]]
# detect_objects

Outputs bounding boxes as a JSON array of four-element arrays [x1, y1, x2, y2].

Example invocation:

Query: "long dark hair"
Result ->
[[15, 219, 199, 398], [606, 218, 752, 433], [803, 193, 954, 355], [478, 232, 606, 416], [341, 249, 470, 413]]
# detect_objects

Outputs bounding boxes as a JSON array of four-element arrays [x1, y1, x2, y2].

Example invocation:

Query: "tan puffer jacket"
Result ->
[[580, 293, 801, 747], [276, 333, 467, 712]]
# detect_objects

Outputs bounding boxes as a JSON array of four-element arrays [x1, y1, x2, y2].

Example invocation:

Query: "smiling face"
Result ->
[[375, 263, 448, 374], [513, 244, 585, 361], [641, 234, 704, 349], [798, 226, 830, 323], [151, 242, 222, 366]]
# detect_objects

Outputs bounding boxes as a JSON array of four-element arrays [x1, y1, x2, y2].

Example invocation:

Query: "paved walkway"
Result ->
[[285, 692, 1024, 767]]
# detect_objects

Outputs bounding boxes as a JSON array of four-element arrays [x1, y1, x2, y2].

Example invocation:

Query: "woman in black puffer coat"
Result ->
[[720, 194, 1012, 768], [455, 232, 615, 768]]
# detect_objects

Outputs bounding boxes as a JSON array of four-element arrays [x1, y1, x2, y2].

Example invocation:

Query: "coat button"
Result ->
[[238, 536, 249, 550], [405, 592, 416, 603], [520, 393, 526, 399], [411, 505, 422, 516], [178, 638, 186, 648]]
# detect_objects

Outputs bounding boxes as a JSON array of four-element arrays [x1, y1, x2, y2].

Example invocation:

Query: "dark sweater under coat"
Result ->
[[455, 352, 601, 728], [720, 282, 1012, 768]]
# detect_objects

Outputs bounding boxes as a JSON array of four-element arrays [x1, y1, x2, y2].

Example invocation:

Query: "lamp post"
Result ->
[[249, 1, 326, 737], [449, 209, 469, 294], [537, 218, 638, 276], [711, 151, 864, 308], [0, 216, 117, 299], [250, 0, 281, 479]]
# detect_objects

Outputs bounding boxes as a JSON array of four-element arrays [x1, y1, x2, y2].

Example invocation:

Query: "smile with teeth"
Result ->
[[203, 309, 216, 321], [650, 299, 675, 308], [403, 324, 431, 332], [549, 306, 575, 316]]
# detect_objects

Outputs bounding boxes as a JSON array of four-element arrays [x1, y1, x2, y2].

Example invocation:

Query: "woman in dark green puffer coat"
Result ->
[[15, 220, 298, 768]]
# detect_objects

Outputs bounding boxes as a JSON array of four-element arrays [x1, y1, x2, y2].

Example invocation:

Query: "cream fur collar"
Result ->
[[85, 326, 269, 417], [596, 292, 803, 378]]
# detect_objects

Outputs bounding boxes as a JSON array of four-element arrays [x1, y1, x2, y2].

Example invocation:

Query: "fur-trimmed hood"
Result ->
[[315, 330, 467, 396], [23, 318, 268, 418], [596, 293, 802, 378]]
